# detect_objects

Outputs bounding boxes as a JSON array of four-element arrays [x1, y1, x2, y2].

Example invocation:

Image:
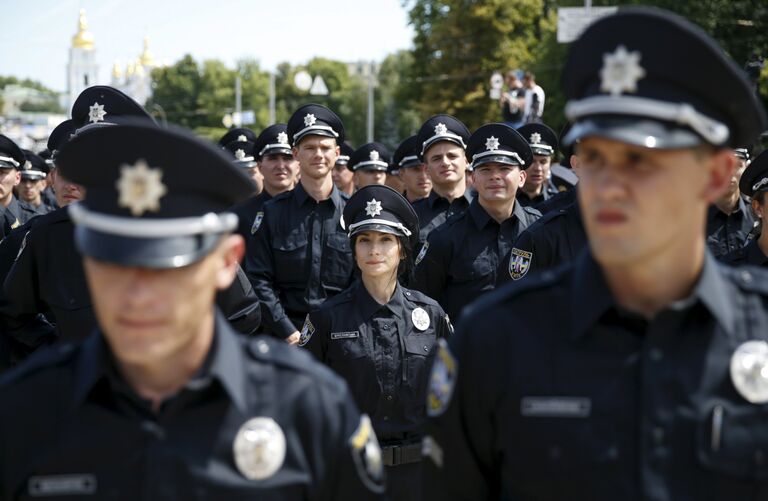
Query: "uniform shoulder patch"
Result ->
[[298, 315, 315, 347], [415, 241, 429, 266], [509, 247, 533, 281], [349, 414, 385, 493], [427, 339, 458, 417], [15, 230, 30, 261], [251, 211, 264, 234]]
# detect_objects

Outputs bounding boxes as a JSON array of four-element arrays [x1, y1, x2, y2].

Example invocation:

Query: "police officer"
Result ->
[[18, 150, 55, 215], [300, 184, 450, 501], [385, 157, 406, 194], [411, 123, 540, 320], [722, 150, 768, 266], [411, 114, 473, 242], [706, 146, 755, 258], [230, 123, 298, 240], [515, 123, 561, 208], [349, 142, 390, 189], [0, 122, 385, 500], [423, 8, 768, 500], [246, 104, 355, 342], [2, 86, 260, 357], [218, 126, 257, 146], [333, 141, 356, 196], [222, 137, 263, 194], [0, 136, 38, 237], [394, 135, 432, 203]]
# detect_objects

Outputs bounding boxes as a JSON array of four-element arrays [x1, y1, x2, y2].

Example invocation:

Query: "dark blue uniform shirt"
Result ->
[[411, 189, 474, 243], [706, 197, 755, 259]]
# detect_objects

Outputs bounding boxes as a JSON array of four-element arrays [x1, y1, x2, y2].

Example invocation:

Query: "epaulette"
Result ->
[[522, 205, 542, 217], [720, 264, 768, 295], [246, 335, 346, 388], [402, 287, 441, 308], [0, 342, 79, 386]]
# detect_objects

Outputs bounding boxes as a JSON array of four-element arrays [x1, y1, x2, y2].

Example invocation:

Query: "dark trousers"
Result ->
[[386, 461, 422, 501]]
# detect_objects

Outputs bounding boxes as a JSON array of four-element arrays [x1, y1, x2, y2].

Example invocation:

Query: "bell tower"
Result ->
[[66, 9, 99, 112]]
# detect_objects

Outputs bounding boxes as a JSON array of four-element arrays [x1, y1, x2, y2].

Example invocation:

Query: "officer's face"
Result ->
[[49, 167, 85, 207], [424, 142, 467, 188], [524, 155, 551, 191], [577, 137, 735, 267], [18, 177, 45, 203], [353, 170, 386, 189], [293, 136, 339, 180], [260, 153, 298, 193], [399, 164, 431, 199], [354, 230, 401, 279], [83, 234, 244, 367], [471, 162, 526, 202], [385, 171, 405, 193], [332, 163, 354, 191], [0, 167, 20, 202]]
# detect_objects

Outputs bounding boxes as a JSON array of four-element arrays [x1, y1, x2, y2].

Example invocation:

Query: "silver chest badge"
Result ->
[[233, 417, 286, 480], [730, 340, 768, 404], [412, 307, 430, 331]]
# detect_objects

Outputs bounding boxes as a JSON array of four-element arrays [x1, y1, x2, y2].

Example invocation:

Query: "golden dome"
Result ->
[[139, 36, 155, 67], [72, 9, 95, 50], [112, 61, 123, 79]]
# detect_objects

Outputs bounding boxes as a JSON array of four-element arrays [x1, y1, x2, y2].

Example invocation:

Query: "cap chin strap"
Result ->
[[68, 202, 238, 238], [348, 218, 412, 237], [753, 177, 768, 193], [0, 155, 20, 167], [565, 95, 730, 145]]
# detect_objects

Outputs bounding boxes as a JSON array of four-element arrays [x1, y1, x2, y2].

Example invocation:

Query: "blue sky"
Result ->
[[1, 0, 415, 92]]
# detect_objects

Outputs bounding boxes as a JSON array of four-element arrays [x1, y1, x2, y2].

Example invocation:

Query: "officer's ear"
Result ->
[[518, 166, 527, 188], [702, 147, 737, 204], [12, 169, 20, 187], [213, 234, 245, 291], [752, 196, 764, 220]]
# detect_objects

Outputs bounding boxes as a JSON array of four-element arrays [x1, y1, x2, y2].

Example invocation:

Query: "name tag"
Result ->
[[29, 474, 97, 497], [520, 397, 591, 418], [331, 331, 360, 340]]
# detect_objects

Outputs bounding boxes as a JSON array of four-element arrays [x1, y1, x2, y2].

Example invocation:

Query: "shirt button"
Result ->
[[423, 345, 429, 352], [386, 395, 393, 401], [383, 324, 389, 330], [649, 348, 663, 362]]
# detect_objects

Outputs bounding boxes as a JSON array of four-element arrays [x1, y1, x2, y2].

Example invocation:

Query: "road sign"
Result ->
[[310, 75, 329, 96], [294, 70, 312, 91], [557, 6, 617, 43]]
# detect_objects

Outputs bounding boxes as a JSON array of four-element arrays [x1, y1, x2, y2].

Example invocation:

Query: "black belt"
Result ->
[[382, 442, 423, 466]]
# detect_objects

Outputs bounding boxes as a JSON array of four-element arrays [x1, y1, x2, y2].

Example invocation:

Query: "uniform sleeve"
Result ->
[[0, 229, 56, 350], [410, 231, 449, 304], [299, 309, 329, 362], [422, 312, 503, 500], [244, 210, 296, 339], [214, 264, 261, 336]]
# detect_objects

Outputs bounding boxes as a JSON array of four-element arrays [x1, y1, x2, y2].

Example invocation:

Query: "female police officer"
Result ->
[[300, 183, 452, 501], [723, 149, 768, 266]]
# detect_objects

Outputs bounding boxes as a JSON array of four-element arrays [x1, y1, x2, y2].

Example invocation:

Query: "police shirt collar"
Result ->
[[355, 279, 405, 319], [570, 250, 737, 339], [293, 182, 345, 209]]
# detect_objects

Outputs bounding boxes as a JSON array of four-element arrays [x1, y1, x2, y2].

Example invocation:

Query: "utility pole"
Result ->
[[366, 61, 376, 142], [235, 76, 242, 126], [269, 72, 276, 124]]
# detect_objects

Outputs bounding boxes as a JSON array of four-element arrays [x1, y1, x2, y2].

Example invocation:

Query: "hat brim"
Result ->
[[74, 226, 226, 269], [294, 130, 337, 145], [349, 223, 407, 239], [354, 165, 388, 172], [472, 155, 522, 170], [563, 117, 705, 149], [20, 173, 46, 180], [259, 147, 293, 159]]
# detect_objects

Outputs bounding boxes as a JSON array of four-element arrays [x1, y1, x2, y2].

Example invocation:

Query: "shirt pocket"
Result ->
[[327, 336, 379, 412], [322, 232, 354, 290], [448, 251, 494, 283], [273, 230, 308, 285], [403, 332, 438, 412]]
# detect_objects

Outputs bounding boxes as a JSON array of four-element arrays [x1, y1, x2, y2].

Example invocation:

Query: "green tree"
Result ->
[[149, 55, 202, 128], [374, 50, 422, 150]]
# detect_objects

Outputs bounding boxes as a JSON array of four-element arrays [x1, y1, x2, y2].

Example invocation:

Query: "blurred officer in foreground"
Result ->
[[706, 146, 755, 258], [0, 123, 385, 500], [411, 115, 473, 242], [1, 86, 260, 361], [349, 142, 390, 189], [394, 135, 432, 203], [515, 123, 561, 208], [18, 150, 55, 215], [0, 136, 38, 237], [333, 141, 355, 196], [723, 150, 768, 266], [423, 7, 768, 500], [246, 104, 355, 342], [301, 184, 450, 501], [411, 124, 541, 320], [230, 124, 298, 241]]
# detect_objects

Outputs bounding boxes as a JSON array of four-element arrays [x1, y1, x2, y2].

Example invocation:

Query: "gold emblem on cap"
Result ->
[[600, 45, 646, 96], [434, 123, 448, 135], [485, 136, 500, 151], [369, 150, 380, 161], [88, 102, 107, 123], [304, 113, 317, 127], [412, 307, 430, 331], [233, 417, 286, 481], [116, 159, 168, 216], [277, 131, 289, 144], [730, 340, 768, 404], [365, 198, 383, 217], [529, 132, 542, 144]]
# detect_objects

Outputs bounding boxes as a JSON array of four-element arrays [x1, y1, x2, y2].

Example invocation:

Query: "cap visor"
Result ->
[[350, 223, 406, 238], [472, 156, 521, 169], [564, 117, 704, 149], [74, 226, 224, 269]]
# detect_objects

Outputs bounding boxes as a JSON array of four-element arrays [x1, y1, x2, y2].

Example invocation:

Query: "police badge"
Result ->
[[233, 417, 286, 481], [411, 307, 430, 331], [349, 414, 385, 493], [730, 340, 768, 404], [251, 211, 264, 234], [427, 339, 457, 417], [298, 315, 315, 347], [508, 247, 532, 281]]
